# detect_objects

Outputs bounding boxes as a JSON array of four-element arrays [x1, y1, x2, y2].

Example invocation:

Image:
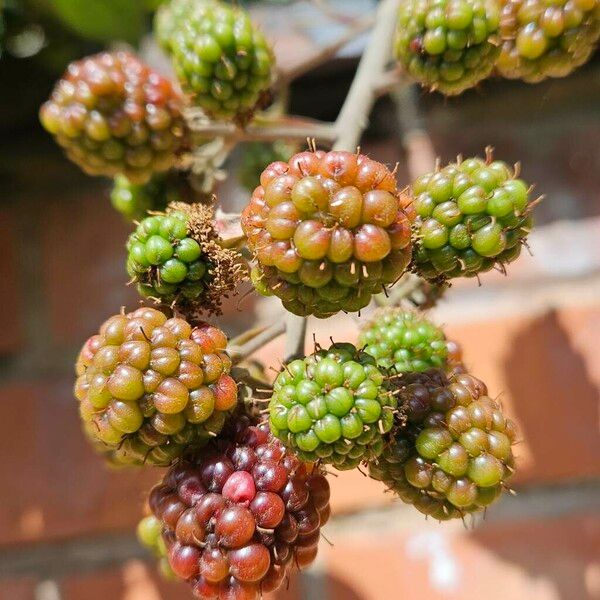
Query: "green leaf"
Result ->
[[51, 0, 145, 44]]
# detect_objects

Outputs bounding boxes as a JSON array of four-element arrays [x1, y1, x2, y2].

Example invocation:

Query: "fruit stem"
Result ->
[[229, 321, 286, 362]]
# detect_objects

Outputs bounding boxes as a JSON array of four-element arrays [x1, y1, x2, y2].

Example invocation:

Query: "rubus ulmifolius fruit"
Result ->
[[369, 369, 517, 520], [157, 0, 275, 122], [126, 202, 245, 313], [411, 148, 535, 282], [148, 417, 330, 599], [496, 0, 600, 83], [395, 0, 501, 95], [137, 515, 177, 581], [39, 52, 186, 183], [74, 307, 238, 466], [238, 141, 297, 193], [241, 150, 415, 319], [269, 343, 397, 470], [359, 308, 464, 374]]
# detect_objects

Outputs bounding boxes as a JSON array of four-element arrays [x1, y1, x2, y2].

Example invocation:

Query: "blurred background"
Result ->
[[0, 0, 599, 599]]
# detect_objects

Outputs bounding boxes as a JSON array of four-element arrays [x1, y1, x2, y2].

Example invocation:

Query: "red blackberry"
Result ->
[[148, 418, 330, 598], [39, 51, 186, 183], [370, 369, 517, 519], [74, 307, 238, 466], [241, 150, 415, 318]]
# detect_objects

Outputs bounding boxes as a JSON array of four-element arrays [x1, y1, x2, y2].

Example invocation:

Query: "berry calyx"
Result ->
[[74, 307, 238, 466], [147, 417, 330, 598], [269, 343, 397, 470], [370, 369, 517, 519], [241, 150, 415, 318], [395, 0, 501, 95], [359, 309, 464, 374], [156, 0, 275, 123], [411, 148, 535, 282], [126, 202, 246, 314], [39, 51, 186, 183]]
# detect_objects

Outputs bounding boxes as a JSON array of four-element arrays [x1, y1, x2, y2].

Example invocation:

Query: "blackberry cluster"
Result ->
[[157, 0, 275, 122], [411, 150, 534, 282], [497, 0, 600, 82], [39, 52, 185, 183], [242, 150, 415, 318], [74, 308, 238, 466], [395, 0, 501, 95], [269, 343, 396, 470], [148, 418, 330, 598], [370, 369, 517, 519], [137, 515, 177, 580], [126, 203, 244, 313], [359, 309, 464, 374]]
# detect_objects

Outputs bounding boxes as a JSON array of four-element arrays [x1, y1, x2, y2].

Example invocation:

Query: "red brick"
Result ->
[[321, 512, 599, 600], [0, 209, 24, 355]]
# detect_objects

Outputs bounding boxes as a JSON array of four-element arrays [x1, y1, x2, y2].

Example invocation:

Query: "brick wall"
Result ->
[[0, 68, 599, 599]]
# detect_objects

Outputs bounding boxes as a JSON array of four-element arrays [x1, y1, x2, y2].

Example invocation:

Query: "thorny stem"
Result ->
[[283, 0, 401, 362]]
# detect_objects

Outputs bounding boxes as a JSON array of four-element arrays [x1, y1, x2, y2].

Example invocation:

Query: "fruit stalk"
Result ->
[[283, 0, 402, 361]]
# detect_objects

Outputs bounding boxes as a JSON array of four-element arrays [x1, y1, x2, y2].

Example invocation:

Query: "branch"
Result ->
[[277, 14, 374, 85], [283, 0, 401, 361], [229, 321, 286, 362], [185, 110, 337, 143]]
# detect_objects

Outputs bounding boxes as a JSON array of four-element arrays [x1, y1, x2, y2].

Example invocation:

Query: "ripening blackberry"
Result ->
[[126, 203, 245, 314], [39, 52, 186, 183], [238, 141, 297, 192], [148, 417, 330, 598], [497, 0, 600, 82], [74, 307, 238, 466], [395, 0, 501, 95], [359, 309, 464, 374], [269, 343, 397, 470], [411, 148, 535, 282], [158, 0, 275, 122], [241, 150, 415, 319], [369, 369, 517, 520], [137, 515, 177, 580]]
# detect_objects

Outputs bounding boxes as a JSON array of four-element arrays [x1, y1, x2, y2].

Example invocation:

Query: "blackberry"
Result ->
[[126, 203, 246, 314], [359, 309, 464, 374], [241, 150, 415, 319], [148, 418, 330, 598], [496, 0, 600, 82], [39, 52, 185, 183], [158, 0, 275, 122], [370, 369, 517, 520], [74, 308, 238, 466], [411, 148, 535, 282], [269, 343, 397, 470], [238, 141, 297, 192], [395, 0, 501, 95], [137, 515, 177, 580]]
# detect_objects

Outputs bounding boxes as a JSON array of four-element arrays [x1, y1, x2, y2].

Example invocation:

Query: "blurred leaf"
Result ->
[[51, 0, 145, 44]]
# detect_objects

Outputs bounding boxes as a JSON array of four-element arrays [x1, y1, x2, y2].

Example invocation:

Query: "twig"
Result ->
[[283, 0, 401, 361], [229, 321, 286, 362], [278, 14, 375, 85], [185, 110, 337, 143]]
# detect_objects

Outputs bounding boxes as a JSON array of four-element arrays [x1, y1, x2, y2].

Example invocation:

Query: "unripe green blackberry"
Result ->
[[137, 515, 177, 580], [158, 0, 275, 122], [126, 202, 246, 314], [154, 0, 196, 52], [39, 52, 186, 183], [269, 343, 397, 470], [242, 150, 415, 319], [411, 149, 535, 282], [497, 0, 600, 82], [238, 141, 297, 192], [370, 369, 517, 520], [359, 309, 464, 374], [74, 308, 238, 466], [395, 0, 501, 95]]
